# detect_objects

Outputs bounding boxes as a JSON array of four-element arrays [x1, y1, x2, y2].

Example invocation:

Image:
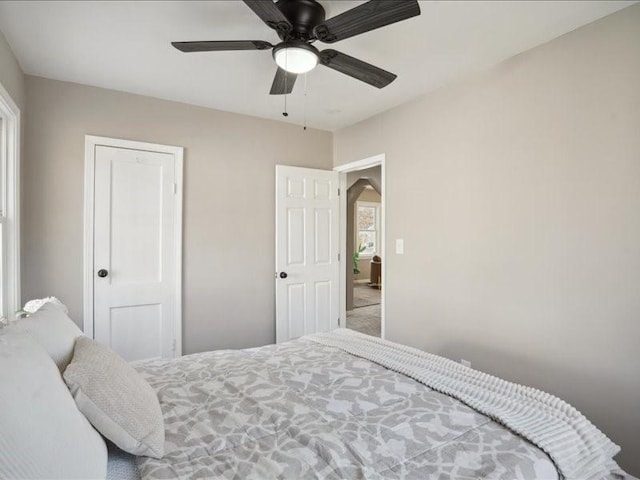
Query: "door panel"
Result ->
[[315, 209, 332, 264], [93, 145, 178, 361], [109, 304, 162, 361], [287, 208, 306, 265], [110, 160, 163, 283], [314, 281, 331, 332], [276, 165, 340, 343], [288, 283, 306, 339]]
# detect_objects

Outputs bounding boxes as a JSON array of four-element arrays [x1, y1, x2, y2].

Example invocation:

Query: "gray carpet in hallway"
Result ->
[[346, 285, 381, 337], [346, 304, 381, 337], [353, 284, 381, 308]]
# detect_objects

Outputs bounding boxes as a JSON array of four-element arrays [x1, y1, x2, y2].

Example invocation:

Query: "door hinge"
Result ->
[[172, 339, 177, 353], [337, 188, 341, 196], [338, 317, 341, 327], [173, 183, 178, 195], [338, 253, 341, 261]]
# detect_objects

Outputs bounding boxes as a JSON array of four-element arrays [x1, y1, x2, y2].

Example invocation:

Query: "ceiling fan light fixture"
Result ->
[[273, 42, 319, 74]]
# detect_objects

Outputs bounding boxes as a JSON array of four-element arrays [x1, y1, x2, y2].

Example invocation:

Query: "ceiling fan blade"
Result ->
[[242, 0, 293, 36], [319, 50, 396, 89], [270, 68, 297, 95], [314, 0, 420, 44], [171, 40, 273, 52]]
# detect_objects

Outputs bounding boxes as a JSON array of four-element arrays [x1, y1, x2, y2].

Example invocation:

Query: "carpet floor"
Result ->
[[346, 305, 381, 337], [352, 284, 381, 308], [347, 286, 381, 337]]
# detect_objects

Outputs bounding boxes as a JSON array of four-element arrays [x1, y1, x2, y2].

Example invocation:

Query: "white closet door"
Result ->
[[93, 144, 179, 361]]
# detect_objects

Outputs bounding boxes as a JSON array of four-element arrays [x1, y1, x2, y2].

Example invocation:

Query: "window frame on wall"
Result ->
[[355, 200, 381, 259], [0, 82, 21, 321]]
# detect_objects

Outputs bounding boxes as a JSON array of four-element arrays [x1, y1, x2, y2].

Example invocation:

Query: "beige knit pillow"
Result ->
[[63, 336, 165, 458]]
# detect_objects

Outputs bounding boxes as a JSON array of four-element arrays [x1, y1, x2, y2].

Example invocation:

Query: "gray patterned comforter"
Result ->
[[133, 335, 625, 480]]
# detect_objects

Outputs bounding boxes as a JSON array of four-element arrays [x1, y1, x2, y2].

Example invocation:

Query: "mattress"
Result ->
[[106, 441, 140, 480]]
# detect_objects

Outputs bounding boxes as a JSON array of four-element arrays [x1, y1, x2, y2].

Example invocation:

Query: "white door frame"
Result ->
[[83, 135, 184, 355], [334, 154, 386, 339], [0, 81, 20, 320]]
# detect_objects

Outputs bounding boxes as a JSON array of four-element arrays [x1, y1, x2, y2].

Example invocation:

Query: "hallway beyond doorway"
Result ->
[[346, 285, 381, 337]]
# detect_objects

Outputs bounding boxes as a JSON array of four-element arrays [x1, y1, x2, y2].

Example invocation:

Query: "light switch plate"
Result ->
[[395, 239, 404, 254]]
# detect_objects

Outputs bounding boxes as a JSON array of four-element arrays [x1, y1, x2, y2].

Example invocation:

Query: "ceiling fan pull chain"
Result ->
[[303, 72, 308, 131], [283, 52, 289, 117]]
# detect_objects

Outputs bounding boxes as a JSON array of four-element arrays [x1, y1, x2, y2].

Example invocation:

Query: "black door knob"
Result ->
[[97, 269, 109, 278], [279, 272, 288, 279]]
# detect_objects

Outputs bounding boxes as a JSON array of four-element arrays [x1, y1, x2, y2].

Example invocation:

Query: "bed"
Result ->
[[1, 303, 632, 480], [108, 329, 629, 480]]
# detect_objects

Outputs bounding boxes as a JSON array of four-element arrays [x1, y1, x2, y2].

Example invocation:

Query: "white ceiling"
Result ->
[[0, 1, 634, 131]]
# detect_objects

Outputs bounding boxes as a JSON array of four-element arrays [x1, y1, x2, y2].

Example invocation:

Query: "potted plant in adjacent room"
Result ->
[[353, 244, 366, 275]]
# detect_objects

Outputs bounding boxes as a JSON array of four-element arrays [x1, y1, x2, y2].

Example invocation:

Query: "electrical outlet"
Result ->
[[460, 359, 472, 368]]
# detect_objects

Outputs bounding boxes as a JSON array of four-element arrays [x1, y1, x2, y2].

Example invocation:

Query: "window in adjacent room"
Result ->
[[356, 201, 380, 257]]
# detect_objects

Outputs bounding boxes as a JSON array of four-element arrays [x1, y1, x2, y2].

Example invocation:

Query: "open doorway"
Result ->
[[347, 170, 382, 336], [335, 155, 385, 338]]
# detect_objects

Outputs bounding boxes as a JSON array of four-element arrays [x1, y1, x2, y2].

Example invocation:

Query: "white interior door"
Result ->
[[276, 165, 340, 343], [90, 141, 182, 361]]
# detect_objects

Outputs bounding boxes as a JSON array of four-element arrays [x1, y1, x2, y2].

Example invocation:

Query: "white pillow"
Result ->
[[23, 296, 69, 314], [12, 301, 83, 371], [64, 336, 165, 459], [0, 330, 107, 480]]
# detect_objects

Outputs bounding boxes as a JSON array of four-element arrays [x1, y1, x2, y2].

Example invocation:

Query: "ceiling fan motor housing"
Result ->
[[276, 0, 326, 40]]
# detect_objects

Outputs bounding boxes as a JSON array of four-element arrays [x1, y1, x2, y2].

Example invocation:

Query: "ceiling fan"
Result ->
[[172, 0, 421, 95]]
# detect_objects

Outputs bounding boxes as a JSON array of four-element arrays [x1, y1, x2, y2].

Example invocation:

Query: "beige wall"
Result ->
[[0, 29, 25, 110], [356, 188, 381, 203], [22, 76, 332, 354], [334, 5, 640, 474], [347, 165, 382, 192]]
